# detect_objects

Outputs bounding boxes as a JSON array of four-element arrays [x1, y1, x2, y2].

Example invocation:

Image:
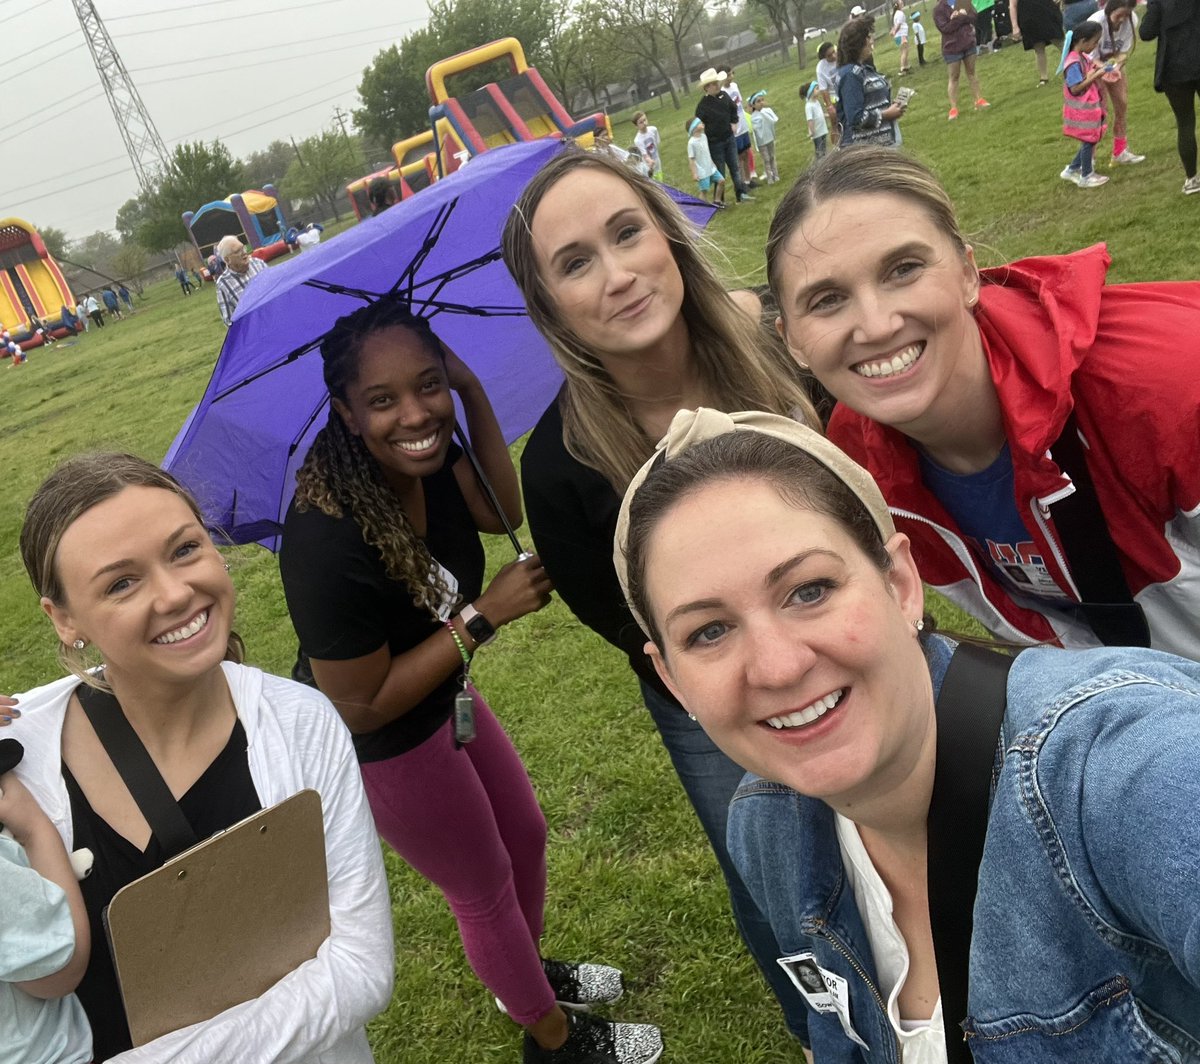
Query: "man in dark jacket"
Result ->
[[695, 68, 753, 203]]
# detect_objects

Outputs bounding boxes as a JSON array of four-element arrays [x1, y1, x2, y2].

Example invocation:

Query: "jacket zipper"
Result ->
[[812, 920, 902, 1057], [1027, 494, 1084, 602], [891, 507, 1029, 641]]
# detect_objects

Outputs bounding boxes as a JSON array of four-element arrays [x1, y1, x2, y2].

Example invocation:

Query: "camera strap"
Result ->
[[927, 643, 1013, 1063], [76, 683, 199, 858]]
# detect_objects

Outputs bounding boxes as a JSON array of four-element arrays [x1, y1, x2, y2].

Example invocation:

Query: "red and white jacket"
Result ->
[[829, 244, 1200, 658]]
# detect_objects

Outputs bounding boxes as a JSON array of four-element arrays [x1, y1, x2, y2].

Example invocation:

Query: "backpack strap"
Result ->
[[928, 642, 1014, 1061], [1048, 411, 1151, 647], [75, 683, 199, 858]]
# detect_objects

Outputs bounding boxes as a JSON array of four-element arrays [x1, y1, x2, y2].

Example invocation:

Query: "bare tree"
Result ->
[[583, 0, 683, 109]]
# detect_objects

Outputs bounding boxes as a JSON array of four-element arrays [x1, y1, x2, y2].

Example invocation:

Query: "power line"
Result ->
[[126, 18, 423, 74], [7, 165, 137, 210], [139, 36, 395, 87], [5, 41, 85, 81], [6, 84, 101, 135], [106, 0, 272, 19], [113, 0, 354, 38], [0, 0, 53, 25], [165, 67, 366, 142], [0, 150, 131, 201]]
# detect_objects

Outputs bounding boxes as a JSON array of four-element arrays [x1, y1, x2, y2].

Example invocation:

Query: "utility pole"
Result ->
[[332, 106, 353, 144], [72, 0, 173, 194]]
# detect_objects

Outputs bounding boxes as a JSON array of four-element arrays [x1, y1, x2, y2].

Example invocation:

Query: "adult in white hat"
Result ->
[[694, 67, 753, 203]]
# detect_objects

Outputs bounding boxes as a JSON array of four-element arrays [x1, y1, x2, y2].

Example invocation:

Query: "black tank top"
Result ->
[[64, 718, 260, 1060]]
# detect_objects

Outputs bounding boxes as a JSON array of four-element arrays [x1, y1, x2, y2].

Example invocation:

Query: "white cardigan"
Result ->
[[10, 662, 395, 1064]]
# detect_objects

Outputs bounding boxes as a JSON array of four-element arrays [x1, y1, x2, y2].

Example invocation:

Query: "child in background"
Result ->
[[30, 315, 58, 347], [912, 11, 928, 64], [1060, 19, 1110, 187], [625, 145, 651, 177], [815, 41, 841, 145], [1, 744, 92, 1064], [632, 111, 664, 180], [686, 118, 725, 206], [2, 326, 25, 367], [800, 82, 830, 159], [747, 92, 781, 183], [892, 0, 912, 73]]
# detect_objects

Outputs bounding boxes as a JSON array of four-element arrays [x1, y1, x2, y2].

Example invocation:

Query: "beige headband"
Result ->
[[613, 408, 896, 636]]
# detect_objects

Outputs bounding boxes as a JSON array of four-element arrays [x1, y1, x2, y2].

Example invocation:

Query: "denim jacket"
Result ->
[[728, 638, 1200, 1062]]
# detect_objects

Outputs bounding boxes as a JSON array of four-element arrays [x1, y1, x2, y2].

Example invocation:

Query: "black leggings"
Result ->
[[1163, 80, 1200, 177]]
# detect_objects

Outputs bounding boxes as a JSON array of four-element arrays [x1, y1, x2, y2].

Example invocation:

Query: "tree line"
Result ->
[[37, 0, 855, 268]]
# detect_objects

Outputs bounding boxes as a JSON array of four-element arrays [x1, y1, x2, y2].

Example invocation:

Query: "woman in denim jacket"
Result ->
[[614, 407, 1200, 1062]]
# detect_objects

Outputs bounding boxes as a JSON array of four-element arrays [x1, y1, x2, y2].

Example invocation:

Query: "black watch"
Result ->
[[460, 603, 496, 646]]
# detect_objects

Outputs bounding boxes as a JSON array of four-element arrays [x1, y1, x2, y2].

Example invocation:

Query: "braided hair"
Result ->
[[293, 298, 458, 617]]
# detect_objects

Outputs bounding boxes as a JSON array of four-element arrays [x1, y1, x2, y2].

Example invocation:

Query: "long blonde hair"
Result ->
[[501, 147, 818, 490]]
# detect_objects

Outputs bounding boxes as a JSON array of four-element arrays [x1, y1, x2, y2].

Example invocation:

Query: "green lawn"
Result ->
[[0, 22, 1195, 1061]]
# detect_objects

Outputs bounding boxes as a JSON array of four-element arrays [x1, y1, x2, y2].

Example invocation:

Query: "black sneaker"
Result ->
[[498, 958, 624, 1014], [543, 958, 624, 1010], [522, 1011, 663, 1064]]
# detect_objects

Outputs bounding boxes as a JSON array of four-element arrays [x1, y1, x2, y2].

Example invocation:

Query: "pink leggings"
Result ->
[[359, 689, 555, 1026]]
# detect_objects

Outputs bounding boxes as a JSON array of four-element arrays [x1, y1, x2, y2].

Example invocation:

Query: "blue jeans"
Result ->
[[641, 681, 808, 1042], [709, 137, 747, 199], [1069, 140, 1095, 176]]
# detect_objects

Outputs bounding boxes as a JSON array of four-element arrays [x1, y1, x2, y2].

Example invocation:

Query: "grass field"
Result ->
[[1, 20, 1196, 1061]]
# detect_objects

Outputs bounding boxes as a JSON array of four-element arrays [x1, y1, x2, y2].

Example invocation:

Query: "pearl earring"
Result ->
[[72, 638, 86, 650]]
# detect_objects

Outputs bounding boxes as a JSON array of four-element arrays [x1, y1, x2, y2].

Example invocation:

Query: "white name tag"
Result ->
[[778, 951, 868, 1049]]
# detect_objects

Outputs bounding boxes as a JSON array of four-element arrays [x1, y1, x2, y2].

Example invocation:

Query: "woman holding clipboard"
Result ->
[[9, 453, 394, 1062]]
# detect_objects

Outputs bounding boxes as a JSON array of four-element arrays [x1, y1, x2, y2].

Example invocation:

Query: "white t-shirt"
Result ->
[[634, 126, 662, 173], [726, 80, 750, 136], [913, 19, 927, 43], [1087, 8, 1137, 58], [817, 57, 839, 95], [805, 99, 829, 139], [687, 133, 718, 178], [836, 814, 948, 1064], [893, 7, 910, 39]]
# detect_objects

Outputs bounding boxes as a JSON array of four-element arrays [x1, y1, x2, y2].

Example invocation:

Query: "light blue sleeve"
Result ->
[[0, 837, 75, 983], [1072, 680, 1200, 986]]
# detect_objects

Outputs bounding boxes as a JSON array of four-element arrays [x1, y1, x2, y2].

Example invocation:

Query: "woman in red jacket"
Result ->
[[764, 146, 1200, 658]]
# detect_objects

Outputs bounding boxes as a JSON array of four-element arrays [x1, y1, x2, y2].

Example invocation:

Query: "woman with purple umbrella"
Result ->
[[278, 298, 663, 1064]]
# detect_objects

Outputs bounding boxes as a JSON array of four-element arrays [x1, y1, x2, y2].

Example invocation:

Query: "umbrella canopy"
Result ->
[[164, 137, 717, 548]]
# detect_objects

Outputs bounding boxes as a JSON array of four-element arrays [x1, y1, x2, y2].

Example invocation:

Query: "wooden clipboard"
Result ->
[[104, 789, 331, 1047]]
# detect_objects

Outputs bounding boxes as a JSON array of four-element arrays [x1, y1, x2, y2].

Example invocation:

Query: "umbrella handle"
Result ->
[[453, 424, 527, 558]]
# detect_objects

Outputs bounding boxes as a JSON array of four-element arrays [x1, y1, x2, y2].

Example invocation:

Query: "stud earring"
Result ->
[[913, 618, 925, 633], [72, 638, 86, 650], [223, 562, 231, 572]]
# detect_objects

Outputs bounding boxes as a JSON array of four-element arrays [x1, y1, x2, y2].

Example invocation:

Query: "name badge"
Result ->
[[778, 951, 868, 1048]]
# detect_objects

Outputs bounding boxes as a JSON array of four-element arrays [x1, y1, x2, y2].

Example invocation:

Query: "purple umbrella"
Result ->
[[164, 138, 717, 548]]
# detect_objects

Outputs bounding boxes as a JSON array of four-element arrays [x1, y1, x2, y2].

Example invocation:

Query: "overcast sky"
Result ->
[[1, 0, 432, 241]]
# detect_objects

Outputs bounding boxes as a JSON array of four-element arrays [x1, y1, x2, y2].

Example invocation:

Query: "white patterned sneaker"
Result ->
[[1079, 172, 1109, 188], [1112, 149, 1145, 164], [522, 1011, 663, 1064], [498, 958, 625, 1014], [1183, 175, 1200, 195], [1059, 166, 1082, 185]]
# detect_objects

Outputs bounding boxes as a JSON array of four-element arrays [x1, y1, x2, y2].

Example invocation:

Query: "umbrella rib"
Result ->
[[209, 337, 324, 401], [394, 199, 456, 301]]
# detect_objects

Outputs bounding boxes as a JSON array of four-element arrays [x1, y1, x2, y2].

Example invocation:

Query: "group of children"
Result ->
[[685, 91, 780, 205]]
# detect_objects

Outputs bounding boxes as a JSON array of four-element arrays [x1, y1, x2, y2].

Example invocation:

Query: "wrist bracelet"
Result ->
[[446, 620, 472, 669]]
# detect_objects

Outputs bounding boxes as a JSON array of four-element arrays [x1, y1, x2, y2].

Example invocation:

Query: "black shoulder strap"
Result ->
[[1048, 411, 1151, 647], [75, 683, 199, 858], [928, 643, 1014, 1062]]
